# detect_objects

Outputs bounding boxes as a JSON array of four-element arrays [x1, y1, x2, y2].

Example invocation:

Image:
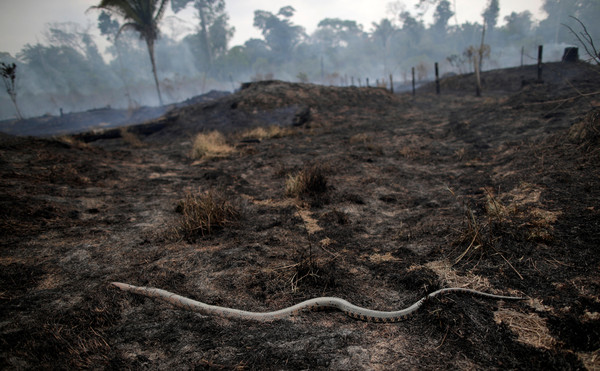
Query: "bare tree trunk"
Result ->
[[145, 38, 163, 106], [115, 39, 134, 109], [7, 93, 23, 120], [197, 1, 213, 69], [478, 20, 487, 73], [474, 54, 482, 97]]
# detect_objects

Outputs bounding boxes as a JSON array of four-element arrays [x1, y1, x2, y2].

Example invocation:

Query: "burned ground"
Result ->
[[1, 62, 599, 369]]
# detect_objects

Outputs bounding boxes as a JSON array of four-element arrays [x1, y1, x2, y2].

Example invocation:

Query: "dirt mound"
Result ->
[[235, 80, 395, 110], [147, 80, 398, 140]]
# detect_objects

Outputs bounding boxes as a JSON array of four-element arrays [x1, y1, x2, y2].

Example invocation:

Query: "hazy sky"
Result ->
[[0, 0, 546, 57]]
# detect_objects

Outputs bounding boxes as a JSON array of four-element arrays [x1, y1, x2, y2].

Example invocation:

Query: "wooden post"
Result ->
[[412, 67, 416, 96], [474, 54, 482, 97], [389, 74, 394, 94], [366, 78, 370, 87], [435, 62, 440, 95], [520, 46, 524, 68], [320, 56, 324, 83], [537, 45, 543, 81], [229, 74, 235, 90]]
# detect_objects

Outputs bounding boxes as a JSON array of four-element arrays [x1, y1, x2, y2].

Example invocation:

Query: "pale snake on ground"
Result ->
[[112, 282, 524, 323]]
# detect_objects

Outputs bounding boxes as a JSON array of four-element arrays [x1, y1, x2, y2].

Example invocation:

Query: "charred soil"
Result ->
[[1, 62, 600, 369]]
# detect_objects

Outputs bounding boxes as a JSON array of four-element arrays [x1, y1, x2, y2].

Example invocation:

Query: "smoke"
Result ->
[[0, 2, 594, 126]]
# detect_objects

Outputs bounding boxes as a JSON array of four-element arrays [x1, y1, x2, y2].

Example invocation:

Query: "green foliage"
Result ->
[[503, 11, 534, 39], [253, 6, 305, 63], [483, 0, 500, 30], [91, 0, 169, 105], [97, 11, 120, 41], [171, 0, 234, 70], [433, 0, 454, 33]]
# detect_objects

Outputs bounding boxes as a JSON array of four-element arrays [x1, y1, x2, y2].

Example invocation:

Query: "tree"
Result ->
[[90, 0, 168, 106], [540, 0, 600, 44], [371, 19, 397, 74], [314, 18, 364, 48], [1, 62, 23, 120], [253, 6, 305, 63], [98, 11, 134, 107], [44, 22, 108, 83], [482, 0, 499, 37], [432, 0, 454, 34], [399, 11, 425, 48], [372, 19, 396, 48], [171, 0, 234, 70], [503, 11, 533, 42]]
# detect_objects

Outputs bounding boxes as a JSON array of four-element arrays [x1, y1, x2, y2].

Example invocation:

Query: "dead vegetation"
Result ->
[[239, 125, 295, 141], [452, 185, 559, 272], [119, 127, 145, 148], [172, 190, 240, 241], [285, 163, 329, 200], [568, 107, 600, 151], [190, 130, 235, 159]]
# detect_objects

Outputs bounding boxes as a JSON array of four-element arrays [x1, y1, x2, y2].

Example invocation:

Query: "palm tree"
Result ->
[[91, 0, 167, 106]]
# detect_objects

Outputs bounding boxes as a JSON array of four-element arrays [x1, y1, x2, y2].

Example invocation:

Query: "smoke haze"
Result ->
[[0, 0, 596, 125]]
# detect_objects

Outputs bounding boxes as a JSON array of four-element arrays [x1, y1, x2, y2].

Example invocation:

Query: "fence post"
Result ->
[[320, 56, 324, 83], [537, 45, 543, 81], [521, 46, 524, 68], [435, 62, 440, 94], [389, 74, 394, 94], [412, 67, 416, 96]]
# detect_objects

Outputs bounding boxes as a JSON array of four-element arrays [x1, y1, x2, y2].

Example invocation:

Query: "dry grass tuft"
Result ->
[[568, 108, 600, 149], [190, 131, 235, 159], [494, 308, 556, 350], [54, 135, 91, 149], [349, 133, 371, 144], [285, 164, 328, 198], [240, 125, 295, 141], [453, 185, 560, 269], [173, 190, 240, 240], [425, 260, 493, 291], [119, 128, 145, 148]]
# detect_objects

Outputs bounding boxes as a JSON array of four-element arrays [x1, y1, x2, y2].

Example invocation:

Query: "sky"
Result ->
[[0, 0, 546, 58]]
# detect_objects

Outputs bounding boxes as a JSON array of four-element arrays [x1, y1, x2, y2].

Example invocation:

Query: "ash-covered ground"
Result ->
[[1, 62, 599, 369]]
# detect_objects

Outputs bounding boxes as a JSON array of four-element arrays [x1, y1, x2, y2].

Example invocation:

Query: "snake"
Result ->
[[111, 282, 525, 323]]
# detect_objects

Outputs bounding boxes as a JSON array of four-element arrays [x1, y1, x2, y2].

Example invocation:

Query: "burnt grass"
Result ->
[[1, 62, 600, 369]]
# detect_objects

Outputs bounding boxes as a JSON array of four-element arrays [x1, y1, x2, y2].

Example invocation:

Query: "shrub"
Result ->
[[190, 131, 234, 159]]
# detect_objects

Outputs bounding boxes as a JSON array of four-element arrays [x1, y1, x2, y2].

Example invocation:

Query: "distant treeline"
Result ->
[[0, 0, 598, 120]]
